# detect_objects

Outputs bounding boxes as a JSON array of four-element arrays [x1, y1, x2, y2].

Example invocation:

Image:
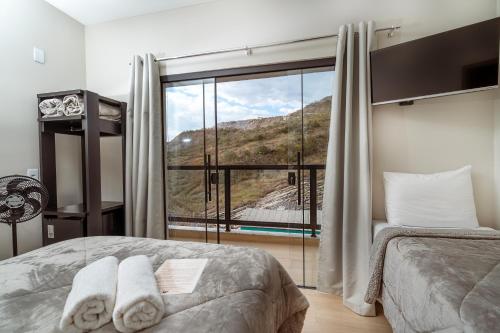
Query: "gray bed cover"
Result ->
[[366, 227, 500, 333], [0, 236, 309, 333]]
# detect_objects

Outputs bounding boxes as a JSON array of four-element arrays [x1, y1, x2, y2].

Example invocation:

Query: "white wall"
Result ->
[[0, 0, 86, 259], [86, 0, 499, 229], [373, 91, 496, 227]]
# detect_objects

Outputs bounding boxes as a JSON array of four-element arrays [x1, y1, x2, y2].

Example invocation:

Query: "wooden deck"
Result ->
[[237, 208, 323, 224]]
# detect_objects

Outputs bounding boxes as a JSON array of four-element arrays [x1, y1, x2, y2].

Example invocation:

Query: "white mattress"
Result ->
[[372, 220, 494, 238]]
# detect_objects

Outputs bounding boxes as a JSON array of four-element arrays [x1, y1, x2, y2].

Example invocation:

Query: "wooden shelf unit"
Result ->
[[38, 89, 127, 245]]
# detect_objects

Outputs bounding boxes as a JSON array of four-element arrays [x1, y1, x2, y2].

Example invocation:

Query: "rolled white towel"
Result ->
[[60, 256, 118, 332], [39, 98, 64, 118], [62, 94, 85, 116], [113, 255, 165, 333]]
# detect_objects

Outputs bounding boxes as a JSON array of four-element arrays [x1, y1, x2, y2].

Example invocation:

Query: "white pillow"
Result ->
[[384, 166, 479, 228]]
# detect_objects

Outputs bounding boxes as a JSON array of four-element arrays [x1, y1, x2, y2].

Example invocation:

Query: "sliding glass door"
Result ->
[[165, 78, 216, 243], [214, 70, 305, 283], [302, 68, 333, 286], [164, 65, 334, 287]]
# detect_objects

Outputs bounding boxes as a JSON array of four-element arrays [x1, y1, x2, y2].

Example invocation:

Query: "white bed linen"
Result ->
[[372, 220, 493, 238]]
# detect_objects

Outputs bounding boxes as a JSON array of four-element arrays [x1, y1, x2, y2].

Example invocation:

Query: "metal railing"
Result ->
[[167, 164, 324, 237]]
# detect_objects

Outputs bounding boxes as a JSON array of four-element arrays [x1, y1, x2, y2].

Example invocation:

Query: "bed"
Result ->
[[0, 236, 309, 333], [365, 226, 500, 333]]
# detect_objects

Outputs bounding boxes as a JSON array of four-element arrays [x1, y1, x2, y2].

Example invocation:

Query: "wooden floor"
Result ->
[[301, 289, 393, 333]]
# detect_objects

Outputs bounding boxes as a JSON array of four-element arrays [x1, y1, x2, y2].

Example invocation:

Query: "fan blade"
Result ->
[[0, 204, 9, 214], [26, 198, 41, 214], [6, 179, 20, 193], [0, 193, 8, 202], [22, 185, 41, 197], [9, 207, 25, 220]]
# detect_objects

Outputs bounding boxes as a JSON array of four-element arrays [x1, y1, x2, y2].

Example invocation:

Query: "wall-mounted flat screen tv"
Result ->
[[371, 18, 500, 105]]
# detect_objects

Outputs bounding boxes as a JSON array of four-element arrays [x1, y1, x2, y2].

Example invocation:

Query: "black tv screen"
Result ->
[[371, 18, 500, 104]]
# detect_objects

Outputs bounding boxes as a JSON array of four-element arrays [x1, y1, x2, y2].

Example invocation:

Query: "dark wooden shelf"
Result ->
[[38, 89, 84, 99], [43, 201, 124, 218], [99, 118, 122, 136], [38, 115, 122, 136], [99, 95, 123, 107], [38, 90, 126, 241], [38, 115, 84, 122]]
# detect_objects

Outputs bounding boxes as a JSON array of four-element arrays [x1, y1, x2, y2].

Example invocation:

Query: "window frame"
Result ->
[[160, 57, 335, 83], [160, 57, 336, 240]]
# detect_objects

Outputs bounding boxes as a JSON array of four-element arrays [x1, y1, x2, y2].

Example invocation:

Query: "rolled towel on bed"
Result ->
[[60, 256, 118, 332], [39, 98, 64, 118], [62, 94, 85, 116], [113, 255, 165, 333]]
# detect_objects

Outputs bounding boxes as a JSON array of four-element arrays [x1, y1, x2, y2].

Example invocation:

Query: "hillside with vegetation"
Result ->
[[166, 96, 331, 219]]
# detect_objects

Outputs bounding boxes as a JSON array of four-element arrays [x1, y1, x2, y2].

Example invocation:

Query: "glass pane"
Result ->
[[302, 67, 334, 287], [165, 79, 215, 243], [303, 67, 334, 165], [216, 71, 302, 165], [215, 71, 304, 285], [166, 80, 206, 166], [203, 80, 219, 244], [167, 170, 205, 219]]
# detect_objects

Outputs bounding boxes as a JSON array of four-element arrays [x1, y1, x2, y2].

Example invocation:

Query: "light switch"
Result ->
[[27, 168, 39, 180], [47, 225, 55, 239], [33, 47, 45, 64]]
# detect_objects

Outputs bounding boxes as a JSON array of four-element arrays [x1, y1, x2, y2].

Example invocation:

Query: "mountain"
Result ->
[[167, 96, 331, 165], [166, 96, 331, 218]]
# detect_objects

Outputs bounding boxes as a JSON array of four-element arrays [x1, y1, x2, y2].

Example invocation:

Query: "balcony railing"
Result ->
[[167, 164, 324, 237]]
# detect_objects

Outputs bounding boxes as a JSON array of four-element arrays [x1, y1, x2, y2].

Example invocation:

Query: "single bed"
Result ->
[[0, 236, 309, 333], [366, 227, 500, 333]]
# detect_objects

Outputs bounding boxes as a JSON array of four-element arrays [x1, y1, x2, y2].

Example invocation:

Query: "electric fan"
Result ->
[[0, 175, 48, 256]]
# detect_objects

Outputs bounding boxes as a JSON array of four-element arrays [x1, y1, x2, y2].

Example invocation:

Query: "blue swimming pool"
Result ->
[[240, 226, 320, 235]]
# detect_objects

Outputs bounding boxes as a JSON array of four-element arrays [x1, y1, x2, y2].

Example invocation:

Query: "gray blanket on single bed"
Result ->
[[0, 236, 309, 333], [365, 227, 500, 333]]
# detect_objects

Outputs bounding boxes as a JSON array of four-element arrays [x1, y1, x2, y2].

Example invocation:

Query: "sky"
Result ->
[[166, 69, 334, 141]]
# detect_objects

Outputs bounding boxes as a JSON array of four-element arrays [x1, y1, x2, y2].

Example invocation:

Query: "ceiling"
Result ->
[[44, 0, 218, 25]]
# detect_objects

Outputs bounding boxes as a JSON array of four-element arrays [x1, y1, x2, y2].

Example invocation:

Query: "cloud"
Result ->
[[217, 74, 302, 109], [166, 85, 205, 140], [165, 69, 335, 141]]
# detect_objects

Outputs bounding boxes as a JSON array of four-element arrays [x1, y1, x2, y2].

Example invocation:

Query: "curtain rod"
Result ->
[[153, 25, 401, 62]]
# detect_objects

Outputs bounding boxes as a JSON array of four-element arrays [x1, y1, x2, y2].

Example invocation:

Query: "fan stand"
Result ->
[[11, 221, 18, 257], [9, 210, 23, 257]]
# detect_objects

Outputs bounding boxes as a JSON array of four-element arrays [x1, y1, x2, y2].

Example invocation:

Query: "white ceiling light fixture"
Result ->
[[43, 0, 218, 25]]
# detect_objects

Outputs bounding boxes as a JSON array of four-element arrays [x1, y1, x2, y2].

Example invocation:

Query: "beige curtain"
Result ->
[[317, 22, 376, 316], [125, 54, 165, 239]]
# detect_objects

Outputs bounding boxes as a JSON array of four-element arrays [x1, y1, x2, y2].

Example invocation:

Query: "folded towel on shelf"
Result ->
[[99, 102, 121, 121], [62, 94, 85, 116], [113, 255, 165, 333], [39, 98, 64, 118], [60, 256, 119, 332]]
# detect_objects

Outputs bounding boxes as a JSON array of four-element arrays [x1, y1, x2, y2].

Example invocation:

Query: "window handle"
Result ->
[[297, 151, 301, 206], [207, 154, 212, 202]]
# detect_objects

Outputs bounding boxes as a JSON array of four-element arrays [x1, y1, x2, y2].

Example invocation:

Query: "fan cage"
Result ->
[[0, 175, 49, 224]]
